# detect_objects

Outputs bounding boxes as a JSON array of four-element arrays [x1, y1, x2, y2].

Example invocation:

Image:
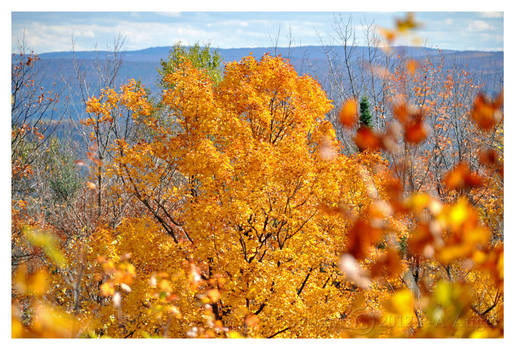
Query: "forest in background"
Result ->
[[11, 13, 504, 338]]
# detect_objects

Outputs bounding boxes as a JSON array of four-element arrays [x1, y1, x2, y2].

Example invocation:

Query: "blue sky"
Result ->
[[11, 11, 503, 54]]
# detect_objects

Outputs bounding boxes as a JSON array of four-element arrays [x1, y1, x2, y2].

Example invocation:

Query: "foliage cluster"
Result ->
[[12, 14, 503, 339]]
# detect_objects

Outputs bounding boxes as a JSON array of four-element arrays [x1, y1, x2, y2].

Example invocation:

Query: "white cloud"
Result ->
[[467, 20, 493, 32], [154, 12, 182, 18], [480, 12, 503, 18]]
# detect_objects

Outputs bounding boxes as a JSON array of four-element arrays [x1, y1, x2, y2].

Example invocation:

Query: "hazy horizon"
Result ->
[[12, 12, 503, 54]]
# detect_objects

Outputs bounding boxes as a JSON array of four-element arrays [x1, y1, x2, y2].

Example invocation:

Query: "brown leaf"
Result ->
[[370, 248, 406, 278], [479, 149, 503, 177]]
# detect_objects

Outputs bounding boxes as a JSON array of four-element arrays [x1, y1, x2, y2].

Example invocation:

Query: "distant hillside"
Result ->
[[17, 45, 503, 122]]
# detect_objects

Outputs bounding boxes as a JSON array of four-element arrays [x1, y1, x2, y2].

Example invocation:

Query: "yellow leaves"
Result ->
[[100, 282, 115, 297], [406, 196, 491, 265], [97, 256, 136, 297], [206, 288, 221, 303], [188, 263, 202, 291], [497, 251, 504, 281], [85, 79, 152, 129], [470, 328, 501, 338], [11, 314, 23, 338], [427, 281, 470, 326], [14, 264, 49, 296], [23, 302, 89, 338], [227, 330, 243, 338], [216, 54, 332, 144], [23, 226, 67, 268], [395, 12, 421, 33], [377, 12, 422, 54], [435, 198, 491, 264], [447, 198, 468, 228], [384, 289, 415, 316], [380, 289, 416, 335], [405, 192, 436, 215], [54, 29, 503, 338]]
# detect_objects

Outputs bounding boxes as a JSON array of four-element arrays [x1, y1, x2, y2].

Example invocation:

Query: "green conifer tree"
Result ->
[[359, 95, 373, 128]]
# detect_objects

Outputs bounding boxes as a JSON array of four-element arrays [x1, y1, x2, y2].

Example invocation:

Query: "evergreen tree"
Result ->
[[359, 95, 373, 128]]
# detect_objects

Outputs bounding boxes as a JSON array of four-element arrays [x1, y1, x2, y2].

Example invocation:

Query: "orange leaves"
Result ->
[[345, 218, 383, 261], [392, 98, 429, 145], [206, 288, 221, 303], [14, 264, 49, 297], [244, 314, 260, 328], [58, 39, 503, 338], [470, 91, 503, 131], [85, 79, 152, 127], [354, 126, 383, 152], [187, 262, 202, 291], [97, 255, 136, 298], [86, 181, 97, 190], [406, 59, 418, 76], [408, 223, 439, 258], [216, 54, 332, 144], [338, 99, 358, 128], [443, 162, 484, 191], [403, 113, 428, 144], [406, 197, 491, 265], [344, 96, 428, 153]]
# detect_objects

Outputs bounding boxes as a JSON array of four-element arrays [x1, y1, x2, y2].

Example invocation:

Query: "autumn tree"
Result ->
[[78, 53, 391, 338]]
